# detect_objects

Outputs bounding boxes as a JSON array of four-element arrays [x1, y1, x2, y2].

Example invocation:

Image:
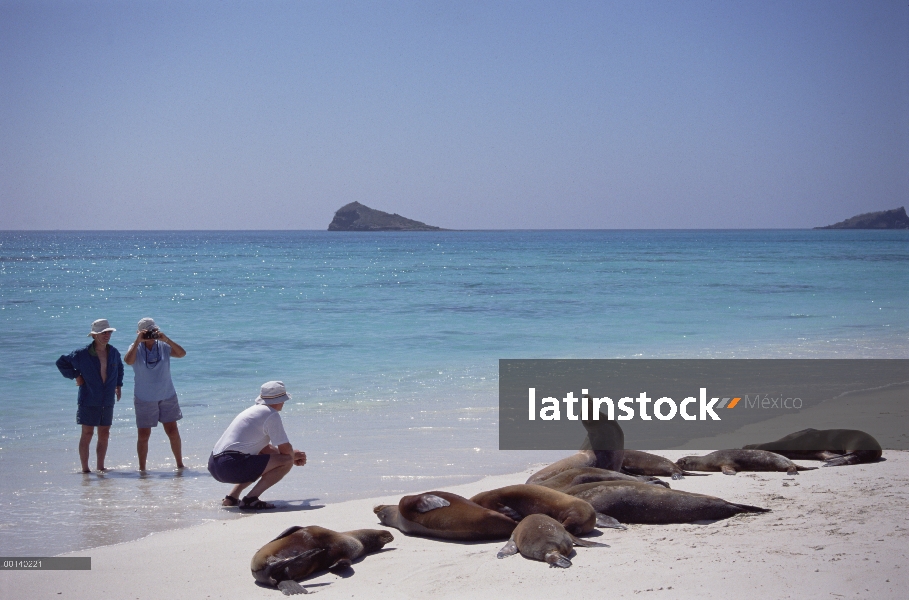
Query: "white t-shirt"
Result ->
[[212, 404, 290, 455]]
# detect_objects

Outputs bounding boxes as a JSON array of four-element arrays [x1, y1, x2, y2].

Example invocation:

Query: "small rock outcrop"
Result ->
[[327, 202, 445, 231], [815, 207, 909, 229]]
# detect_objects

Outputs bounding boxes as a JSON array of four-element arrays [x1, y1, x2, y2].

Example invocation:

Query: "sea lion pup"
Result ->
[[534, 466, 670, 491], [676, 449, 816, 475], [470, 484, 622, 534], [622, 449, 709, 480], [563, 480, 770, 524], [251, 526, 394, 595], [497, 514, 608, 568], [742, 428, 883, 466], [374, 491, 517, 541]]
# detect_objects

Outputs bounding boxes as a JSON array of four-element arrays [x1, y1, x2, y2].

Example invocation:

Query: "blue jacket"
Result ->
[[56, 343, 124, 407]]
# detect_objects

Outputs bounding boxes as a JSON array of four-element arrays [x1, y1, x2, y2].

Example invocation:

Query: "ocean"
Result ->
[[0, 229, 906, 556]]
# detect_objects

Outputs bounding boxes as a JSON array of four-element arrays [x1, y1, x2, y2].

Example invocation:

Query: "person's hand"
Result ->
[[75, 375, 85, 386], [293, 450, 307, 466], [116, 387, 121, 401]]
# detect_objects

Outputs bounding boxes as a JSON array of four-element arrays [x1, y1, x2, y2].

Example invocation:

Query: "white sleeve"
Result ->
[[264, 412, 290, 447]]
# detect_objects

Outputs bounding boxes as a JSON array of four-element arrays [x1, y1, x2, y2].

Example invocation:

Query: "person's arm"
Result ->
[[56, 352, 83, 385], [115, 348, 123, 401], [123, 334, 143, 366], [277, 443, 307, 466], [158, 333, 186, 358]]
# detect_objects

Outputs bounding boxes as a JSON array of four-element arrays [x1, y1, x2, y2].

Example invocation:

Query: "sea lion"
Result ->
[[496, 514, 608, 568], [676, 449, 816, 475], [470, 484, 622, 534], [563, 480, 770, 524], [374, 491, 517, 541], [621, 449, 709, 480], [251, 526, 394, 595], [534, 466, 670, 491], [742, 428, 883, 466]]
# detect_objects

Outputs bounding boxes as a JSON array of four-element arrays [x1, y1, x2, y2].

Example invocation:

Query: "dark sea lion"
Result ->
[[742, 428, 883, 466], [470, 484, 620, 534], [676, 449, 816, 475], [251, 526, 394, 595], [622, 449, 709, 480], [564, 480, 770, 524], [497, 514, 608, 568], [579, 412, 625, 472], [374, 491, 517, 541], [534, 466, 670, 491]]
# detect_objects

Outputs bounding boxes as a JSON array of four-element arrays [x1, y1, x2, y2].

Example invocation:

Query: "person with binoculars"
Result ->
[[124, 317, 187, 471]]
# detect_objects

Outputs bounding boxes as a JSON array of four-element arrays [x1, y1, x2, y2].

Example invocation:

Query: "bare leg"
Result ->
[[162, 421, 185, 468], [79, 426, 94, 473], [96, 426, 111, 471], [137, 427, 152, 471], [245, 454, 294, 500]]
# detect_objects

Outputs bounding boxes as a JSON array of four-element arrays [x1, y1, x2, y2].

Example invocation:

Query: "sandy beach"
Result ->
[[3, 448, 907, 599]]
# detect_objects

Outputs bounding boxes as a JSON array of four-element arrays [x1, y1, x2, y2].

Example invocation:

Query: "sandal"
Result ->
[[222, 495, 239, 507], [239, 496, 276, 511]]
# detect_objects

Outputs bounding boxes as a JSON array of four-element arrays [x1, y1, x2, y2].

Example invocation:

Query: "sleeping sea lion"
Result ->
[[742, 428, 882, 466], [470, 484, 621, 534], [533, 466, 670, 491], [676, 449, 816, 475], [563, 480, 770, 524], [496, 514, 608, 568], [374, 491, 517, 541], [251, 526, 393, 595], [622, 449, 709, 480]]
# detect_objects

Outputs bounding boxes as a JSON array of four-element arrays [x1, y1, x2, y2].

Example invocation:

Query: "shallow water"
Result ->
[[0, 230, 906, 555]]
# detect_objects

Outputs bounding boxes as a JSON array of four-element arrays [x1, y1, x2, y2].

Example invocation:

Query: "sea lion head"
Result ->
[[373, 504, 397, 526]]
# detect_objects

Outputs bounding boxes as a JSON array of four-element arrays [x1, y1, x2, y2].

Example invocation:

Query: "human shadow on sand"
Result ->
[[224, 498, 325, 513]]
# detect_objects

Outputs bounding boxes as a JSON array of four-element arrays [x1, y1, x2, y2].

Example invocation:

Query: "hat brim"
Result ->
[[256, 393, 291, 405], [88, 328, 116, 337]]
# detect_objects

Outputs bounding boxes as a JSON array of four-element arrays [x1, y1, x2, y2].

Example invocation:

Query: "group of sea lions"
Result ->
[[250, 427, 881, 594]]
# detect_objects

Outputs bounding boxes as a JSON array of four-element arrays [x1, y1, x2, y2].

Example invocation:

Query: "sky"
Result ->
[[1, 0, 907, 230]]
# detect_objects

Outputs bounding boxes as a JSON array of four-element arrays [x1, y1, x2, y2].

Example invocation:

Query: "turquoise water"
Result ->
[[1, 230, 907, 555]]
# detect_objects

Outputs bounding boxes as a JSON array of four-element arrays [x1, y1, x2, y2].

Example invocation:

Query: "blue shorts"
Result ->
[[208, 451, 270, 484], [77, 404, 114, 427], [134, 395, 182, 428]]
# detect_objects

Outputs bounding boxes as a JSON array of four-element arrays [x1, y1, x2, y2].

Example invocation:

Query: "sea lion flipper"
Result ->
[[265, 548, 325, 585], [328, 558, 352, 572], [496, 505, 523, 522], [270, 526, 306, 543], [595, 513, 626, 530], [276, 580, 308, 595], [671, 473, 684, 480], [823, 453, 861, 467], [413, 494, 451, 513], [721, 465, 737, 475], [569, 534, 608, 548], [496, 538, 518, 559], [545, 551, 572, 568]]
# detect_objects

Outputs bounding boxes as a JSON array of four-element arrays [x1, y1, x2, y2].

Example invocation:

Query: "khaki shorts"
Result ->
[[134, 395, 182, 428]]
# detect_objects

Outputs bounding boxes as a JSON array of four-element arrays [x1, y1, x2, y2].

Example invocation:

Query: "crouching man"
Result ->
[[207, 381, 306, 510]]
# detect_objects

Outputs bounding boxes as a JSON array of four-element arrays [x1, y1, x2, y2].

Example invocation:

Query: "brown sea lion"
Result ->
[[622, 449, 709, 480], [374, 491, 517, 541], [496, 514, 608, 568], [676, 449, 817, 475], [563, 480, 770, 524], [742, 428, 882, 466], [250, 526, 394, 595], [534, 466, 670, 491], [470, 484, 622, 534]]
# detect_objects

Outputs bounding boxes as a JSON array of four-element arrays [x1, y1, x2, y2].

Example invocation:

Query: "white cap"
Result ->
[[137, 317, 157, 332]]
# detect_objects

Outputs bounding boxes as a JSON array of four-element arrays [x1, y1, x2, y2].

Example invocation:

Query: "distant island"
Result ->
[[327, 202, 447, 231], [815, 207, 909, 230]]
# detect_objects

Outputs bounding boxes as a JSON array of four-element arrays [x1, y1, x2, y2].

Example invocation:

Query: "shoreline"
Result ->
[[3, 451, 907, 599]]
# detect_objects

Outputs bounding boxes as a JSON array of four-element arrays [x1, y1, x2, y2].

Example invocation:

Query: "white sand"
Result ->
[[3, 449, 908, 599]]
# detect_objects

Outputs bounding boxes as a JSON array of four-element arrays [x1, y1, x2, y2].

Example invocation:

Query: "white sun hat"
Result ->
[[255, 381, 292, 405], [88, 319, 116, 337]]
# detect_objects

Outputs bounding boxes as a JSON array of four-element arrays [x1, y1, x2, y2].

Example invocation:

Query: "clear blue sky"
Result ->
[[2, 1, 907, 229]]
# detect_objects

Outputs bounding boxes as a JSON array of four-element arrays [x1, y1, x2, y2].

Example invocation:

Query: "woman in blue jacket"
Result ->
[[56, 319, 123, 473]]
